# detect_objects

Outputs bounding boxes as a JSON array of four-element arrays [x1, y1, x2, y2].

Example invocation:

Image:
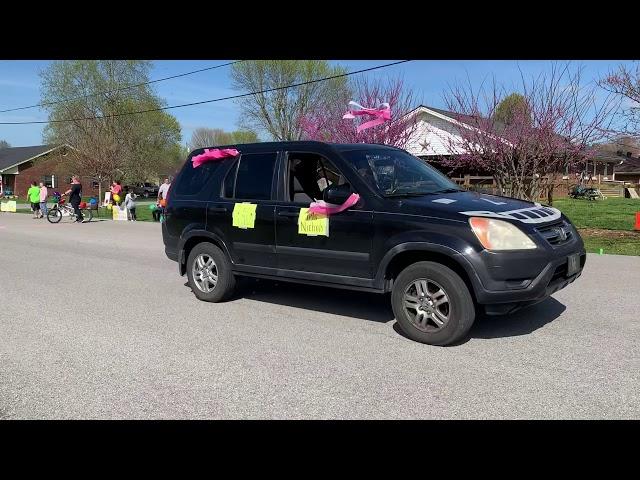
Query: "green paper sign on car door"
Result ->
[[232, 202, 257, 229]]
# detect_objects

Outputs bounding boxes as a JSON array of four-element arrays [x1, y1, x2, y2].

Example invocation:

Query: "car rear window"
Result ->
[[173, 158, 223, 197]]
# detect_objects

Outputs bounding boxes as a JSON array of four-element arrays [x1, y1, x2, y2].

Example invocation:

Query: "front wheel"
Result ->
[[391, 261, 475, 346], [47, 208, 62, 223]]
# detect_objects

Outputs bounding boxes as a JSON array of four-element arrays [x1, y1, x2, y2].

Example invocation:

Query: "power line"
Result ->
[[0, 60, 411, 125], [0, 60, 242, 114]]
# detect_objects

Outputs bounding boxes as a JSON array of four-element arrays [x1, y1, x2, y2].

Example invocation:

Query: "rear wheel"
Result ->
[[186, 243, 236, 302], [391, 261, 475, 346], [47, 208, 62, 223], [80, 208, 93, 223]]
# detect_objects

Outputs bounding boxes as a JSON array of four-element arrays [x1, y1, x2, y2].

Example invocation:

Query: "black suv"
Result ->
[[163, 141, 586, 346]]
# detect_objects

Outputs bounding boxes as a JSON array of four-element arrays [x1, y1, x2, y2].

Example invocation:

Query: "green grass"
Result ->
[[581, 235, 640, 256], [553, 198, 640, 231]]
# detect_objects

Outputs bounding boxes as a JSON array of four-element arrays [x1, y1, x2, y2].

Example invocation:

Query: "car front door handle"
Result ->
[[277, 211, 299, 218], [209, 207, 228, 213]]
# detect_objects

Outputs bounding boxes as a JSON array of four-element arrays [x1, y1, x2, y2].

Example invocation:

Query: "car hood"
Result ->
[[395, 190, 563, 225]]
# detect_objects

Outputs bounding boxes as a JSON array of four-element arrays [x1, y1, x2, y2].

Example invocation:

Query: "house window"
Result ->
[[42, 175, 54, 188], [92, 181, 99, 189]]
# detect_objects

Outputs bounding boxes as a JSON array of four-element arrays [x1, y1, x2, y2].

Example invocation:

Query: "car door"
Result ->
[[206, 151, 279, 269], [274, 149, 374, 279]]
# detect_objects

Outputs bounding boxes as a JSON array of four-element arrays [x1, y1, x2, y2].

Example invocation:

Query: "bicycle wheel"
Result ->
[[47, 208, 62, 223], [80, 209, 93, 223]]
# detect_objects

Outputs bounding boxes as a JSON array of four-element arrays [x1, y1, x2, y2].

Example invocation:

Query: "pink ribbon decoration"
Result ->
[[192, 148, 239, 168], [308, 193, 360, 216], [343, 100, 391, 133]]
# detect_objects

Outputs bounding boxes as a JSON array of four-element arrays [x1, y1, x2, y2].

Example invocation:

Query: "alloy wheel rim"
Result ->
[[402, 278, 450, 332], [192, 254, 218, 293]]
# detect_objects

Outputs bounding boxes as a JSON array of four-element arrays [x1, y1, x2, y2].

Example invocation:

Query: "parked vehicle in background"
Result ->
[[129, 182, 159, 198], [162, 141, 586, 346]]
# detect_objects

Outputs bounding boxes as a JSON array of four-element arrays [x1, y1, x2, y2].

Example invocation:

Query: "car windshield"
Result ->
[[340, 148, 463, 197]]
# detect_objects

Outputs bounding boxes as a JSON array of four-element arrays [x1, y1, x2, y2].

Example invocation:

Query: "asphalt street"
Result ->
[[1, 213, 638, 419]]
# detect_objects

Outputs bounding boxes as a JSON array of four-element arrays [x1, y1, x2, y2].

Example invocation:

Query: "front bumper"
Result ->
[[465, 228, 587, 312]]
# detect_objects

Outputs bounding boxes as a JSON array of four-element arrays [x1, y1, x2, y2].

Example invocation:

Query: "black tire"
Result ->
[[81, 208, 93, 222], [391, 261, 475, 346], [186, 242, 236, 303], [47, 208, 62, 224]]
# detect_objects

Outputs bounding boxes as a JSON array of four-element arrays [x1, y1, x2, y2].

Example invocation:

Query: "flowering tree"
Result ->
[[435, 64, 618, 203], [599, 62, 640, 136], [299, 76, 419, 149]]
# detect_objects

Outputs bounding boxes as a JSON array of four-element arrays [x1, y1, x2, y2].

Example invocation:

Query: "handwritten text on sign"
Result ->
[[232, 202, 257, 229], [298, 208, 329, 237]]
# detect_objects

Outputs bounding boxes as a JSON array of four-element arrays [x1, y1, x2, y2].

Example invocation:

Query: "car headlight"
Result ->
[[469, 217, 537, 251]]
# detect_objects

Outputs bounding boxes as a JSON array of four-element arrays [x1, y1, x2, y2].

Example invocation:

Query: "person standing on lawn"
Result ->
[[125, 188, 137, 221], [64, 176, 83, 223], [158, 178, 170, 202], [28, 181, 41, 218], [39, 181, 48, 218]]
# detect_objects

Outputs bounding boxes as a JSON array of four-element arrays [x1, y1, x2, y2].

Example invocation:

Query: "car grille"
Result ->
[[536, 221, 574, 247]]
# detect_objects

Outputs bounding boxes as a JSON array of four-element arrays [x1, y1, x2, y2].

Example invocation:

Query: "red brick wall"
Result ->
[[14, 152, 105, 198]]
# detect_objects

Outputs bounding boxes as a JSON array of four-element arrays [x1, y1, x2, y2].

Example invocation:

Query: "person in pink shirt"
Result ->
[[110, 181, 123, 206], [38, 181, 48, 218]]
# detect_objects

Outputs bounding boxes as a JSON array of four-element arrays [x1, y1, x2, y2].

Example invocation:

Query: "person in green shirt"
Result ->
[[27, 181, 41, 218]]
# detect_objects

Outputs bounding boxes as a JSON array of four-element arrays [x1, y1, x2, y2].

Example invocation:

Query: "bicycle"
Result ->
[[47, 195, 93, 223]]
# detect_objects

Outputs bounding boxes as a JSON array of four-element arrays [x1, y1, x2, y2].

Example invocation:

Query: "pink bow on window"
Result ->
[[309, 193, 360, 215], [343, 101, 391, 133], [192, 148, 239, 168]]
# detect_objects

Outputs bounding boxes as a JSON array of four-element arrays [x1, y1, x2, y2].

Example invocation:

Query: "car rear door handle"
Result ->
[[209, 207, 228, 213], [277, 211, 299, 218]]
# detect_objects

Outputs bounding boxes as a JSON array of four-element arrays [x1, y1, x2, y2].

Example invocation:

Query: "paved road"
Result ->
[[1, 213, 638, 419]]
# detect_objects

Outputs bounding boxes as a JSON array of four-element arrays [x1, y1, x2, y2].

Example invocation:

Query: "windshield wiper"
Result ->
[[383, 191, 439, 198], [430, 188, 464, 194]]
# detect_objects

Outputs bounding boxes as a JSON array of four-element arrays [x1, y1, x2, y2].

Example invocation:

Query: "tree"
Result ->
[[0, 140, 10, 149], [40, 60, 182, 200], [437, 63, 618, 203], [188, 128, 259, 150], [493, 93, 531, 126], [230, 60, 349, 141], [298, 76, 418, 148], [599, 62, 640, 137]]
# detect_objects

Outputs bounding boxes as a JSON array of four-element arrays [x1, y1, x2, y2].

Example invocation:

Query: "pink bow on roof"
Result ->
[[308, 193, 360, 216], [343, 101, 391, 133], [192, 148, 239, 168]]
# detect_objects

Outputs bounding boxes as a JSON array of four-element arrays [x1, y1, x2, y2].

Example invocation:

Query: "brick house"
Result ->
[[0, 144, 104, 198]]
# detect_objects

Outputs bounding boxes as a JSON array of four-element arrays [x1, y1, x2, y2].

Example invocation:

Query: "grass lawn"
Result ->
[[580, 234, 640, 256], [553, 198, 640, 231], [552, 198, 640, 256]]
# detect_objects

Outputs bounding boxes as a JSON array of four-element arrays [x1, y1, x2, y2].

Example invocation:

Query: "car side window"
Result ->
[[286, 152, 348, 204], [227, 152, 278, 201]]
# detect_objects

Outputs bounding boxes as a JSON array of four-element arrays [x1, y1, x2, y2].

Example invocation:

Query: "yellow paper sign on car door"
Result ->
[[298, 208, 329, 237], [232, 202, 257, 229]]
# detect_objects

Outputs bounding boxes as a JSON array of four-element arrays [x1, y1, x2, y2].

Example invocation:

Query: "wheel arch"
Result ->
[[376, 243, 482, 304], [178, 230, 230, 276]]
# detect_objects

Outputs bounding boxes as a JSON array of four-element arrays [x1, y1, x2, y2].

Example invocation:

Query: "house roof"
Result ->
[[0, 144, 62, 172], [614, 156, 640, 173]]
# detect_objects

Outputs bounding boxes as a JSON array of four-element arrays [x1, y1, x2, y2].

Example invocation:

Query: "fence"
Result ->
[[451, 175, 639, 201]]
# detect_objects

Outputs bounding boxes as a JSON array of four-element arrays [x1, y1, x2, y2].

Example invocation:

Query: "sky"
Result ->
[[0, 59, 634, 147]]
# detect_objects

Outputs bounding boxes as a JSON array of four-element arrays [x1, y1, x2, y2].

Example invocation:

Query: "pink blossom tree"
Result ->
[[434, 63, 618, 203], [299, 76, 419, 149]]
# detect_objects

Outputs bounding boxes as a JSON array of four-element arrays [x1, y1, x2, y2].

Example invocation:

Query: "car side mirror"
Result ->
[[323, 184, 352, 204]]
